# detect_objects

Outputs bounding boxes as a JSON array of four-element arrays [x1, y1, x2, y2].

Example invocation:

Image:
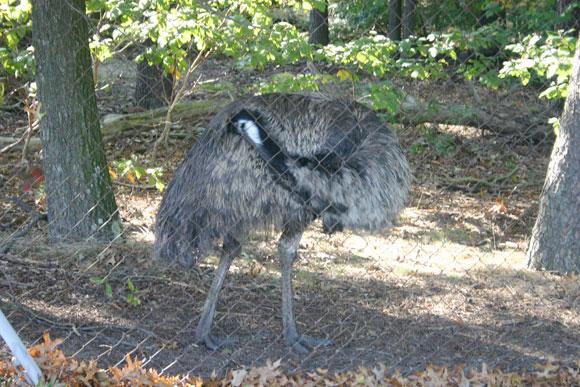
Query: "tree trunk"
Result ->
[[308, 1, 329, 46], [526, 37, 580, 274], [389, 0, 402, 41], [134, 40, 174, 109], [402, 0, 416, 39], [32, 0, 120, 242]]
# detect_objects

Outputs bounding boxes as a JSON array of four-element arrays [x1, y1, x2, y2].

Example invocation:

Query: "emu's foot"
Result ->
[[286, 335, 333, 354], [198, 334, 238, 350]]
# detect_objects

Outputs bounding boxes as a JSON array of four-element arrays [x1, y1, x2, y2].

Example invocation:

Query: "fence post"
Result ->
[[0, 308, 42, 385]]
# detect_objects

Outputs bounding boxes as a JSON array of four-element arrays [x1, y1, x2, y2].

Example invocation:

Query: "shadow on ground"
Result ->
[[1, 234, 578, 379]]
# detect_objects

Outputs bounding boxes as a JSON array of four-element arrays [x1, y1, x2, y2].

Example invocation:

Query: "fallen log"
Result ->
[[100, 98, 230, 137], [1, 99, 231, 151], [0, 137, 41, 147], [3, 95, 550, 152], [400, 94, 551, 138]]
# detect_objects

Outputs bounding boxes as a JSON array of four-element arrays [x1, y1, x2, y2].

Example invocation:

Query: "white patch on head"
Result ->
[[236, 118, 263, 146]]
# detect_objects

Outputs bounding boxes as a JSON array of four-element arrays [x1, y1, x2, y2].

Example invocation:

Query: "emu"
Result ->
[[153, 92, 412, 353]]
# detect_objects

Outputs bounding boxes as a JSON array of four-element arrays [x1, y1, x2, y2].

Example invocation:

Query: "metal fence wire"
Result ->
[[1, 0, 579, 382]]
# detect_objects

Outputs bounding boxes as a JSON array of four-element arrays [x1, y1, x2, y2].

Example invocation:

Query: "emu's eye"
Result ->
[[236, 118, 263, 146]]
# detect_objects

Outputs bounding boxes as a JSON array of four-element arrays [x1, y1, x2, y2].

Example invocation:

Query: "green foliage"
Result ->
[[89, 276, 141, 306], [1, 0, 575, 120], [362, 81, 402, 117], [126, 278, 141, 306], [322, 24, 508, 87], [252, 70, 402, 116], [422, 0, 558, 35], [0, 0, 33, 101], [503, 0, 560, 35], [85, 0, 318, 77], [254, 72, 329, 93], [287, 0, 326, 12], [233, 21, 312, 69], [500, 31, 576, 100], [37, 376, 66, 387], [112, 156, 165, 191], [332, 0, 389, 39], [421, 0, 488, 31], [89, 276, 113, 298], [323, 33, 397, 78], [410, 125, 457, 156]]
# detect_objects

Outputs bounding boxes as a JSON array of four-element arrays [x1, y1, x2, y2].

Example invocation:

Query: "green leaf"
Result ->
[[155, 179, 166, 192], [528, 34, 541, 47], [6, 32, 19, 50], [133, 166, 146, 179], [90, 276, 104, 284], [336, 69, 352, 82], [355, 51, 368, 64], [428, 46, 438, 58], [548, 117, 560, 136]]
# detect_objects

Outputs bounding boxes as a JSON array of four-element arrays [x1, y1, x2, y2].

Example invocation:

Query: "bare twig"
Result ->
[[113, 181, 159, 190], [0, 135, 26, 154], [0, 102, 22, 112], [443, 165, 521, 192], [151, 6, 232, 162], [19, 86, 40, 162], [0, 131, 40, 155], [152, 47, 216, 162]]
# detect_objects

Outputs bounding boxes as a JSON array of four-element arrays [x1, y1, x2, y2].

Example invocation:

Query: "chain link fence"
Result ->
[[1, 0, 579, 382]]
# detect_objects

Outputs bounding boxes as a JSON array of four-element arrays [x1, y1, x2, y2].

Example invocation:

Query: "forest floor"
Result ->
[[1, 57, 579, 381]]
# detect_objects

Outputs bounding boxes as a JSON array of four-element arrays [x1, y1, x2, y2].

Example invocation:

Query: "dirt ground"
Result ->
[[1, 58, 579, 380]]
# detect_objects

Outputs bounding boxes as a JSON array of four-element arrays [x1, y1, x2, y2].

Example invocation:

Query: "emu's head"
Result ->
[[231, 109, 265, 147]]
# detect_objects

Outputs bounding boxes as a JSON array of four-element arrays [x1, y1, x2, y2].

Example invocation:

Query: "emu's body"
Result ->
[[154, 93, 412, 353]]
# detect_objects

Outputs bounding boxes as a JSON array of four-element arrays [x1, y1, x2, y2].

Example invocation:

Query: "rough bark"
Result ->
[[308, 2, 329, 46], [32, 0, 120, 242], [389, 0, 402, 41], [402, 0, 416, 38], [526, 37, 580, 274]]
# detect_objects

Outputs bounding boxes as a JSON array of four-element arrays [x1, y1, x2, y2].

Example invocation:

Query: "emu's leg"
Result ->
[[196, 235, 241, 350], [279, 225, 333, 353]]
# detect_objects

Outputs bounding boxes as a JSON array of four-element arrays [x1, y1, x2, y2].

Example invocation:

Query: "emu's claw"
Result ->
[[201, 334, 238, 350], [287, 335, 333, 354]]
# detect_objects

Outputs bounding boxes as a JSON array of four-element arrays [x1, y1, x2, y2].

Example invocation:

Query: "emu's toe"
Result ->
[[287, 335, 333, 354], [201, 334, 238, 350]]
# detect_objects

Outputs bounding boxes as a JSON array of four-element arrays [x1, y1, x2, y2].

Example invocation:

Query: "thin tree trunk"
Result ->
[[402, 0, 416, 38], [134, 39, 173, 109], [32, 0, 120, 242], [308, 1, 329, 46], [389, 0, 402, 41], [526, 37, 580, 274]]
